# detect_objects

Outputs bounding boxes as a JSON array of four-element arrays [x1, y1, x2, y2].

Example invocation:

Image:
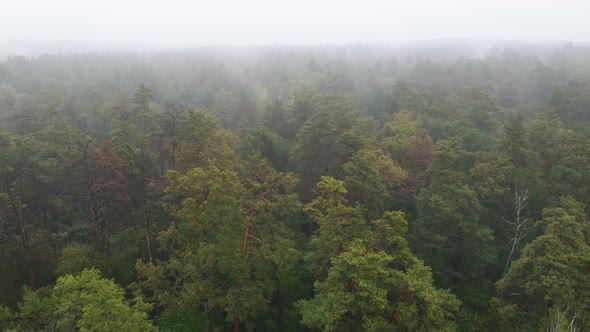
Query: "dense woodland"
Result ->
[[1, 42, 590, 331]]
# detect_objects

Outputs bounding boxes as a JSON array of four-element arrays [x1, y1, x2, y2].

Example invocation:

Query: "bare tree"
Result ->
[[503, 186, 529, 275], [547, 306, 580, 332]]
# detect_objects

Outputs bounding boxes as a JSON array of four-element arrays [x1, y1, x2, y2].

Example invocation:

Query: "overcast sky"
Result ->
[[1, 0, 589, 47]]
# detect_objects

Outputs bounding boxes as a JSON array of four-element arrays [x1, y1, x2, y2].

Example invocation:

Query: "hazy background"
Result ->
[[1, 0, 589, 54]]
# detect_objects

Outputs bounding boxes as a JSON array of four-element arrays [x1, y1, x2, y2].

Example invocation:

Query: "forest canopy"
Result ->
[[1, 42, 590, 331]]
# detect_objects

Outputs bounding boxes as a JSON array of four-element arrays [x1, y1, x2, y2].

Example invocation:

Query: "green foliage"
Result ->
[[300, 178, 460, 331], [3, 44, 590, 332], [381, 112, 421, 162], [551, 80, 590, 130], [414, 140, 496, 310], [132, 165, 244, 325], [292, 90, 368, 200], [343, 147, 407, 218], [11, 268, 156, 331], [238, 127, 289, 171], [471, 151, 513, 199], [134, 157, 305, 330], [304, 176, 366, 280], [156, 309, 208, 332], [0, 306, 15, 331], [176, 110, 238, 171], [55, 242, 106, 277], [494, 197, 590, 331]]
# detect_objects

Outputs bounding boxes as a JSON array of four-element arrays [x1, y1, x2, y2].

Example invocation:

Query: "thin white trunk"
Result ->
[[503, 187, 529, 275]]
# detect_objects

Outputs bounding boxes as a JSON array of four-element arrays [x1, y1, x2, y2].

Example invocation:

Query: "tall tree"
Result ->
[[0, 134, 39, 288], [413, 140, 495, 310], [495, 197, 590, 331], [300, 177, 460, 331]]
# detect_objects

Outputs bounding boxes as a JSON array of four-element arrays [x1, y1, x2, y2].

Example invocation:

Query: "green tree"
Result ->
[[292, 96, 367, 201], [343, 147, 406, 218], [132, 165, 243, 326], [13, 268, 155, 331], [300, 178, 460, 331], [414, 141, 495, 311], [303, 176, 366, 281], [134, 157, 305, 331], [176, 110, 238, 172], [230, 155, 303, 331], [0, 134, 39, 288], [0, 132, 62, 295], [237, 127, 289, 171], [380, 112, 421, 162], [494, 197, 590, 331]]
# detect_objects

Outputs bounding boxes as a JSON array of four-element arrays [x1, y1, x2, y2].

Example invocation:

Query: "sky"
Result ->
[[1, 0, 589, 47]]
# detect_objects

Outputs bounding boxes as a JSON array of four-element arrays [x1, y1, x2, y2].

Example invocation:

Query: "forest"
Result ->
[[1, 41, 590, 331]]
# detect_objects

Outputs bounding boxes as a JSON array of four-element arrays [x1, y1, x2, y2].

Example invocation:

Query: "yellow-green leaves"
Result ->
[[14, 269, 156, 332], [300, 178, 460, 331]]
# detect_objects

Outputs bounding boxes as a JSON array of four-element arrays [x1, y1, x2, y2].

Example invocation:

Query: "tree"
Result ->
[[134, 84, 154, 114], [495, 197, 590, 331], [0, 134, 38, 288], [502, 187, 530, 275], [402, 127, 435, 191], [54, 242, 107, 277], [471, 151, 513, 204], [403, 128, 435, 172], [549, 130, 590, 209], [230, 155, 302, 331], [461, 87, 499, 135], [88, 140, 129, 255], [292, 95, 367, 201], [413, 141, 495, 310], [502, 114, 531, 171], [176, 110, 238, 172], [238, 127, 289, 171], [134, 157, 305, 331], [132, 165, 244, 326], [303, 176, 366, 281], [12, 268, 155, 331], [287, 87, 323, 137], [551, 80, 590, 130], [380, 112, 421, 163], [343, 147, 406, 218], [299, 177, 460, 331], [262, 98, 290, 139]]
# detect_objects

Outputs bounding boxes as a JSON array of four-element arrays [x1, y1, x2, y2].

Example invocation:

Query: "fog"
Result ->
[[1, 0, 589, 52]]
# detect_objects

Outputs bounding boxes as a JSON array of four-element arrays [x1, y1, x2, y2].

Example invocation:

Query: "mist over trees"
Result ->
[[1, 41, 590, 331]]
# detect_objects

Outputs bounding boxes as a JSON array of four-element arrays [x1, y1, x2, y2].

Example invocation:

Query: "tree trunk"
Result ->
[[503, 188, 529, 275], [234, 221, 251, 332], [140, 146, 154, 264], [272, 265, 284, 331], [10, 193, 36, 288], [143, 205, 153, 264]]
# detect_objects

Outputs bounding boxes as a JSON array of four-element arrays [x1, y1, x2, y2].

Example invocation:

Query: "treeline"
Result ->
[[0, 43, 590, 331]]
